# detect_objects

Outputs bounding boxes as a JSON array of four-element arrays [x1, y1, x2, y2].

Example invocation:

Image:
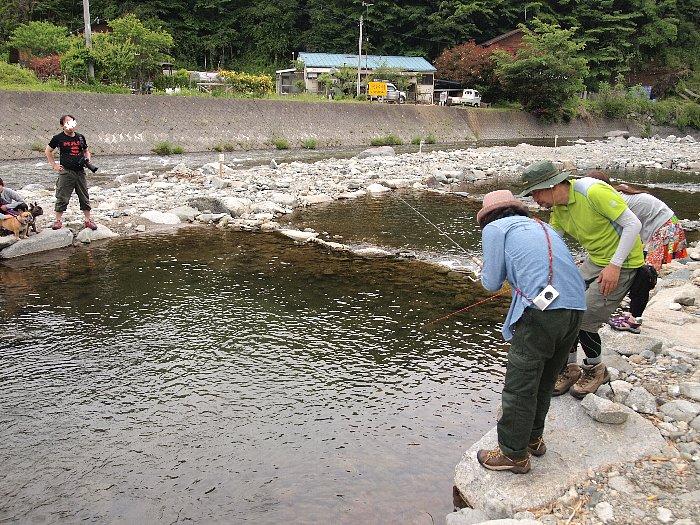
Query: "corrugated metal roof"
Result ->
[[298, 52, 436, 72]]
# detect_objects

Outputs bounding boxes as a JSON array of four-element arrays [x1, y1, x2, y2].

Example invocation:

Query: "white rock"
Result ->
[[301, 194, 333, 206], [659, 400, 700, 422], [673, 287, 697, 306], [608, 475, 635, 494], [610, 380, 633, 404], [623, 386, 657, 414], [581, 394, 630, 424], [366, 183, 391, 194], [250, 201, 285, 214], [279, 229, 318, 242], [140, 210, 180, 225], [595, 502, 614, 523], [656, 507, 673, 524], [357, 146, 395, 158], [668, 302, 683, 311], [134, 224, 146, 232], [169, 206, 199, 222], [353, 247, 392, 257], [454, 396, 665, 519], [384, 178, 411, 189], [221, 196, 252, 217], [75, 224, 118, 244], [269, 192, 296, 206], [679, 382, 700, 402], [0, 228, 73, 258], [115, 172, 139, 184]]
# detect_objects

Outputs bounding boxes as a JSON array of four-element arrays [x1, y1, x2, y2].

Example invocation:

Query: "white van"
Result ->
[[447, 89, 481, 107]]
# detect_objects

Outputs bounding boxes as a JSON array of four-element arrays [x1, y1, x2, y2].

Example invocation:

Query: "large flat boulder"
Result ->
[[0, 228, 74, 258], [454, 395, 665, 520], [75, 224, 119, 244]]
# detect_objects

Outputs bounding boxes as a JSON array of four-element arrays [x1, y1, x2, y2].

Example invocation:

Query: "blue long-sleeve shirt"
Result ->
[[481, 216, 586, 341]]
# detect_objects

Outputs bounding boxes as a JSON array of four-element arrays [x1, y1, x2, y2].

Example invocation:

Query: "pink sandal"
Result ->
[[51, 220, 63, 230]]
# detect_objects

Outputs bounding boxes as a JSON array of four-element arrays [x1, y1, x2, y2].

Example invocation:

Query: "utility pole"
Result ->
[[82, 0, 94, 80], [357, 2, 373, 98], [357, 13, 363, 97]]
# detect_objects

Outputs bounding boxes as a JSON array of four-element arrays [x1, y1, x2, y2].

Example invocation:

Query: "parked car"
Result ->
[[447, 89, 481, 107], [369, 82, 406, 103]]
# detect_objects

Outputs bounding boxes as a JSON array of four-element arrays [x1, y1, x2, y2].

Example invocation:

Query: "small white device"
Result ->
[[532, 284, 559, 311], [218, 153, 225, 163]]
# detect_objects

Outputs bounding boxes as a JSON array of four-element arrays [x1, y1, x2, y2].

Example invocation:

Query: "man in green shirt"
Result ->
[[519, 160, 644, 398]]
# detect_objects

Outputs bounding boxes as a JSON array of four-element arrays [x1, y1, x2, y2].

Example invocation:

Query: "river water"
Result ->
[[1, 149, 698, 523], [0, 219, 509, 524]]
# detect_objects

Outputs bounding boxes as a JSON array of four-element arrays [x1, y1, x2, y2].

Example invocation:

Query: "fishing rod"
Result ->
[[393, 194, 509, 328], [394, 195, 483, 270]]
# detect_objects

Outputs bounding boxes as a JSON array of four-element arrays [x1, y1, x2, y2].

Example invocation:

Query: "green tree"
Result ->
[[494, 20, 589, 120], [8, 21, 71, 56], [433, 40, 498, 96]]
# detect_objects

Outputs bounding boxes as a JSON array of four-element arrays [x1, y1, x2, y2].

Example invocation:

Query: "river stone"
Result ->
[[581, 394, 629, 424], [115, 172, 139, 185], [188, 196, 228, 214], [679, 382, 700, 402], [623, 386, 657, 414], [445, 507, 490, 525], [610, 380, 633, 404], [0, 228, 73, 258], [454, 395, 665, 520], [356, 146, 395, 158], [140, 210, 180, 225], [353, 247, 392, 257], [385, 178, 411, 189], [601, 330, 663, 356], [301, 194, 333, 206], [75, 224, 118, 244], [221, 196, 251, 217], [279, 229, 318, 243], [608, 475, 636, 494], [0, 235, 17, 249], [673, 286, 697, 306], [269, 192, 296, 206], [169, 206, 199, 222], [595, 502, 615, 523], [250, 201, 285, 214], [660, 400, 700, 422], [366, 183, 391, 194]]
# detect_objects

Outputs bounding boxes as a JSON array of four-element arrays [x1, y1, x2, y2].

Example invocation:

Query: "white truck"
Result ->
[[447, 89, 482, 107]]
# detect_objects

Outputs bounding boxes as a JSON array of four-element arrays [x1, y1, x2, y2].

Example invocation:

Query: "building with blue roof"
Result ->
[[276, 52, 436, 103]]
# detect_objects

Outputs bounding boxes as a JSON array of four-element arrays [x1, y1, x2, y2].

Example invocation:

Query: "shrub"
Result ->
[[301, 138, 317, 149], [153, 68, 191, 90], [218, 69, 273, 96], [213, 141, 237, 152], [152, 141, 183, 155], [411, 136, 422, 145], [9, 21, 71, 57], [0, 62, 39, 85], [274, 137, 290, 150], [28, 55, 62, 79], [60, 42, 91, 81], [425, 133, 437, 144], [370, 134, 403, 146], [30, 141, 45, 152]]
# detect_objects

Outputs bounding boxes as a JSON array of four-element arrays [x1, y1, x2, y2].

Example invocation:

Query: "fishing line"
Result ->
[[394, 195, 483, 269], [421, 290, 507, 329]]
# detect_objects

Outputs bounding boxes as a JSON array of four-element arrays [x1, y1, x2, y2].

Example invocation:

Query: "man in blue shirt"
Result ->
[[475, 190, 586, 473]]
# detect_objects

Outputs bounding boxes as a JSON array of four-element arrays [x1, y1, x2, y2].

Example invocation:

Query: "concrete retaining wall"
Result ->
[[1, 91, 637, 160]]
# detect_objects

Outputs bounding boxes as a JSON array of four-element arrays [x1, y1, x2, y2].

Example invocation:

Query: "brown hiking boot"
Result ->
[[553, 364, 581, 396], [570, 363, 610, 399], [527, 436, 546, 457], [477, 448, 531, 474]]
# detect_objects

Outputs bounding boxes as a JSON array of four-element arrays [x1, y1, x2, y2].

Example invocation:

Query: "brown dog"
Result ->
[[1, 211, 32, 239]]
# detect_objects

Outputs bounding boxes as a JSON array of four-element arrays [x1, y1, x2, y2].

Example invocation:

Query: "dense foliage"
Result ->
[[494, 21, 589, 121], [0, 0, 696, 81]]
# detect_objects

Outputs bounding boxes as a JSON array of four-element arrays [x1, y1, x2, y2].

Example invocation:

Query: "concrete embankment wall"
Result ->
[[1, 91, 637, 160]]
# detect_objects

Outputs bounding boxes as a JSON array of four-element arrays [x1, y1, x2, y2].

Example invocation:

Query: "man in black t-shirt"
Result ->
[[45, 114, 98, 230]]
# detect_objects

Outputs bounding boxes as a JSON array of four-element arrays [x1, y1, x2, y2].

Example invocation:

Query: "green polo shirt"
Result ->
[[550, 178, 644, 269]]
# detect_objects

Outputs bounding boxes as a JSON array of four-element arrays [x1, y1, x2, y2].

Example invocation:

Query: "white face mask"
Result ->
[[64, 119, 77, 130]]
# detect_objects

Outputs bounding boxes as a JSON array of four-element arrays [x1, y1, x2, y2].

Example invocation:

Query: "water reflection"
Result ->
[[0, 230, 508, 524]]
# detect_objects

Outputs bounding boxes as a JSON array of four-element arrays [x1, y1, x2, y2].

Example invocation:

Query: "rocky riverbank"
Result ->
[[2, 133, 698, 260], [449, 256, 700, 525]]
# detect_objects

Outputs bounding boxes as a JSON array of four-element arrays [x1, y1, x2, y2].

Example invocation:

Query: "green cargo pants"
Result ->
[[55, 168, 91, 212], [498, 307, 583, 459]]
